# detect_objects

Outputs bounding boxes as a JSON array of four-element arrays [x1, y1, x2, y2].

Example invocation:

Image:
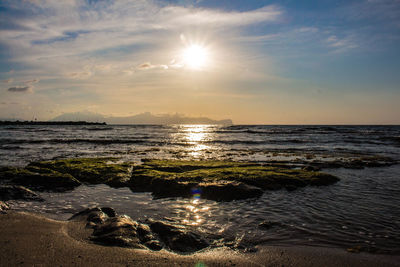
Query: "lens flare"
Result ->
[[192, 187, 202, 200]]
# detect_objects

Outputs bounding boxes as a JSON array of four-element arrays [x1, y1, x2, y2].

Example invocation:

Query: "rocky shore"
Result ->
[[0, 157, 339, 201], [2, 157, 399, 265]]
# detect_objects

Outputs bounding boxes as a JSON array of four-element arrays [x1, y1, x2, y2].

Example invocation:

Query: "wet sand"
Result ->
[[0, 211, 399, 267]]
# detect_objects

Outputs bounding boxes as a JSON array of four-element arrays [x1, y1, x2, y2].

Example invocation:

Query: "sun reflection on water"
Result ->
[[182, 198, 211, 226], [181, 125, 213, 158]]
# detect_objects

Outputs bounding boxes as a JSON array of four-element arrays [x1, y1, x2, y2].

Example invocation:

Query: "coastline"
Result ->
[[1, 211, 399, 267]]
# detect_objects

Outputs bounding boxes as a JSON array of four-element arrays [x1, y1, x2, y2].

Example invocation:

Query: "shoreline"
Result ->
[[1, 211, 399, 267]]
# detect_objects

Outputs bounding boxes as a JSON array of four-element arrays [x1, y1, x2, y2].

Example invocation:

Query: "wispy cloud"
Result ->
[[326, 35, 358, 52], [137, 62, 169, 70], [8, 86, 33, 93], [2, 78, 13, 84]]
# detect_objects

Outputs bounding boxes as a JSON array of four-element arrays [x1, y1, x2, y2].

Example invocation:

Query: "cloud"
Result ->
[[137, 62, 169, 71], [68, 71, 92, 79], [326, 35, 358, 52], [2, 78, 13, 84], [8, 86, 33, 93], [160, 5, 282, 27], [0, 1, 282, 67], [23, 79, 40, 84]]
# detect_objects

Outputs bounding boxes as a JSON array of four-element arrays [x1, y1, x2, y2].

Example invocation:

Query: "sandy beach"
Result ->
[[0, 211, 399, 267]]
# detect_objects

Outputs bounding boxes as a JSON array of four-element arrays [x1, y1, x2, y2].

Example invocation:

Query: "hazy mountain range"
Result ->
[[50, 111, 233, 125]]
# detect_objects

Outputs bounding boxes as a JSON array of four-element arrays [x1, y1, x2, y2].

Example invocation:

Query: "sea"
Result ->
[[1, 124, 399, 254]]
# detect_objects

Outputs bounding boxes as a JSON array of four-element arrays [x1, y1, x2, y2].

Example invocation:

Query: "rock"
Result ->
[[100, 207, 117, 217], [130, 160, 340, 202], [149, 220, 209, 253], [68, 207, 116, 225], [69, 207, 210, 253], [0, 167, 81, 192], [200, 182, 263, 202], [27, 158, 132, 187], [91, 216, 150, 249], [0, 201, 9, 214], [302, 165, 321, 172], [150, 179, 194, 199], [144, 240, 163, 251], [0, 185, 44, 201]]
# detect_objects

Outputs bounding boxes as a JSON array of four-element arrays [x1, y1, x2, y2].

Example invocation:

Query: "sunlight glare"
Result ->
[[182, 44, 209, 70]]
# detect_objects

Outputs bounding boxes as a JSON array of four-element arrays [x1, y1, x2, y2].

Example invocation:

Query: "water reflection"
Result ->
[[181, 125, 214, 158], [182, 199, 211, 226]]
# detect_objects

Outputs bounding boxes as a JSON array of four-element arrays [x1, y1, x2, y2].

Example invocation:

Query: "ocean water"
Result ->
[[1, 124, 400, 254]]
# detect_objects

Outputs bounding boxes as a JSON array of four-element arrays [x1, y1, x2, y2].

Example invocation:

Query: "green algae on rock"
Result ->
[[1, 158, 339, 201], [27, 157, 132, 187], [129, 160, 340, 201], [0, 166, 80, 192]]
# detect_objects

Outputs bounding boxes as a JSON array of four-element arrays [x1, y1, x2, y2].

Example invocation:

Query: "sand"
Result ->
[[0, 211, 399, 267]]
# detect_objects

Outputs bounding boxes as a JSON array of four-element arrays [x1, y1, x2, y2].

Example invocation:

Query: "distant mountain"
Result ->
[[50, 111, 106, 122], [51, 111, 233, 125]]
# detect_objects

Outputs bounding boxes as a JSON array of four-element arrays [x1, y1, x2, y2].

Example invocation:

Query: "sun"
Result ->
[[182, 44, 209, 70]]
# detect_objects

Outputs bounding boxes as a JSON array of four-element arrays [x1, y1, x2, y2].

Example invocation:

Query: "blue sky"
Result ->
[[0, 0, 399, 123]]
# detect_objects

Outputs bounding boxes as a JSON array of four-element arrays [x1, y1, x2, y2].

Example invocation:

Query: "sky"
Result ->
[[0, 0, 399, 124]]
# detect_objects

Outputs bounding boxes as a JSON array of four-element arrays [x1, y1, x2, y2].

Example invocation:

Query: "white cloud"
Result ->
[[0, 1, 283, 83], [326, 35, 358, 52]]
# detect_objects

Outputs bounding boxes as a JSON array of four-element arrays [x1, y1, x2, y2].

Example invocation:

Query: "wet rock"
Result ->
[[144, 240, 163, 251], [0, 201, 9, 214], [68, 207, 116, 225], [100, 207, 117, 218], [302, 165, 321, 172], [27, 158, 132, 187], [91, 216, 150, 249], [130, 160, 340, 201], [0, 185, 44, 201], [150, 179, 194, 199], [200, 181, 263, 202], [149, 220, 209, 253], [0, 166, 81, 192], [70, 207, 210, 253]]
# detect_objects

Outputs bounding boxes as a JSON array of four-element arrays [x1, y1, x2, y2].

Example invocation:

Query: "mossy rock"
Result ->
[[0, 167, 80, 192], [27, 158, 132, 187], [130, 160, 339, 201]]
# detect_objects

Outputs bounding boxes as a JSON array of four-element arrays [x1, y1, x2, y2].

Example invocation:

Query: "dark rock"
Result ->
[[69, 206, 116, 224], [0, 201, 9, 214], [149, 220, 209, 253], [101, 207, 117, 217], [130, 160, 340, 202], [167, 231, 209, 252], [144, 240, 163, 251], [150, 179, 194, 199], [27, 158, 132, 187], [70, 207, 209, 253], [0, 185, 44, 201], [92, 216, 138, 236], [302, 165, 321, 172], [200, 182, 263, 202], [69, 207, 102, 221], [0, 166, 81, 192], [87, 211, 108, 224], [91, 216, 149, 249]]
